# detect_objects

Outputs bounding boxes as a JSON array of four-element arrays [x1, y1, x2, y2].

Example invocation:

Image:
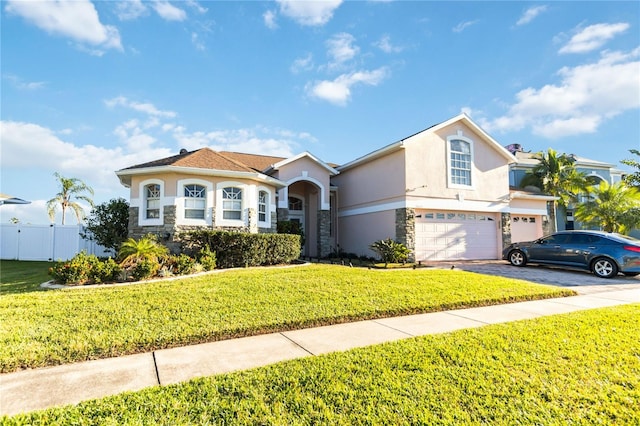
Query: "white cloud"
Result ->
[[453, 20, 478, 33], [191, 32, 205, 51], [374, 35, 404, 53], [482, 48, 640, 138], [115, 0, 147, 20], [151, 1, 187, 22], [559, 22, 630, 54], [5, 0, 122, 52], [516, 5, 548, 26], [172, 127, 301, 157], [306, 67, 390, 106], [264, 10, 278, 29], [291, 53, 314, 74], [326, 33, 359, 69], [186, 0, 207, 14], [105, 96, 177, 118], [3, 74, 46, 90], [276, 0, 342, 26]]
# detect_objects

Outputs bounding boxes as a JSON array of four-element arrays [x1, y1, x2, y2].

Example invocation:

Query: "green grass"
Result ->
[[4, 304, 638, 425], [0, 264, 574, 372], [0, 260, 53, 294]]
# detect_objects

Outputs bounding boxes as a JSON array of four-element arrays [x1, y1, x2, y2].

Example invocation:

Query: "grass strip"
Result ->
[[0, 261, 52, 295], [4, 304, 639, 425], [0, 264, 574, 372]]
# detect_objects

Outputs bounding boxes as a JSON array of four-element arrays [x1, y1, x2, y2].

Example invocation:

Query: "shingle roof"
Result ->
[[121, 148, 256, 173], [219, 151, 286, 172]]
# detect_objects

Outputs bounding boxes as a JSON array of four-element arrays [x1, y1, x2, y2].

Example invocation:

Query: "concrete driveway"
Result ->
[[428, 260, 640, 294]]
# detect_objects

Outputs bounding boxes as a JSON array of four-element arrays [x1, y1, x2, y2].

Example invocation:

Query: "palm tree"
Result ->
[[118, 235, 168, 266], [621, 149, 640, 188], [575, 181, 640, 233], [46, 172, 95, 225], [520, 148, 587, 231]]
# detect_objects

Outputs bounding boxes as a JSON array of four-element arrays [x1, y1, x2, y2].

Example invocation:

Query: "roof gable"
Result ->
[[269, 151, 339, 176]]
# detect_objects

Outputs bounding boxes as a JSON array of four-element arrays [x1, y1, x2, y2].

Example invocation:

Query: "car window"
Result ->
[[541, 234, 571, 245], [567, 234, 596, 244]]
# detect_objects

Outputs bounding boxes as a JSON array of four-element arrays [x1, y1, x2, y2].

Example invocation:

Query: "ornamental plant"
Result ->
[[369, 238, 410, 267]]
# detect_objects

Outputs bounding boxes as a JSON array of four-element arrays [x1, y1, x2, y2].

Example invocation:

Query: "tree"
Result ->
[[621, 149, 640, 188], [81, 198, 130, 254], [46, 172, 94, 224], [520, 149, 587, 230], [575, 181, 640, 233]]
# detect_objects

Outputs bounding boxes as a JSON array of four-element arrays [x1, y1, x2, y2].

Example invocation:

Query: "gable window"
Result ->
[[145, 184, 161, 219], [449, 139, 472, 186], [184, 184, 206, 219], [222, 187, 242, 220], [258, 191, 268, 222]]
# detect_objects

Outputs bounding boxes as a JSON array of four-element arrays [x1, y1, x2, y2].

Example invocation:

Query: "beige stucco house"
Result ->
[[116, 113, 554, 261]]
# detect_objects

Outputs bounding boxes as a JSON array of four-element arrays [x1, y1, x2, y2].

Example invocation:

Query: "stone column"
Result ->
[[317, 210, 331, 258], [501, 212, 512, 248], [395, 208, 416, 262]]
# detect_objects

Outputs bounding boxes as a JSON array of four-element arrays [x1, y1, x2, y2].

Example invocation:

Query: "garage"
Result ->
[[414, 211, 498, 261], [510, 215, 541, 243]]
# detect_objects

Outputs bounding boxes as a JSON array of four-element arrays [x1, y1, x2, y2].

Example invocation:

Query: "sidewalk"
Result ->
[[2, 285, 639, 417]]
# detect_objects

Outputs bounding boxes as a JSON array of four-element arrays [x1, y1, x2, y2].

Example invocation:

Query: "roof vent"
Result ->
[[179, 148, 188, 155]]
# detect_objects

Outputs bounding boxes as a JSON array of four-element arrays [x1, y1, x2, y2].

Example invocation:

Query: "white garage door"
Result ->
[[415, 211, 498, 261], [510, 215, 540, 243]]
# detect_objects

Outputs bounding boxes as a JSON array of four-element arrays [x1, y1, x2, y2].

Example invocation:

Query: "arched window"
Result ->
[[145, 184, 161, 219], [449, 139, 472, 186], [184, 184, 206, 219], [258, 190, 268, 222], [222, 187, 242, 220]]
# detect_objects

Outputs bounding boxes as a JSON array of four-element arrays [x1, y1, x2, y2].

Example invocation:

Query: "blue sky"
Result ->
[[1, 0, 639, 225]]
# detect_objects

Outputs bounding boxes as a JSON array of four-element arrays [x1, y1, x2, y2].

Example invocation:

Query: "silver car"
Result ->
[[502, 230, 640, 278]]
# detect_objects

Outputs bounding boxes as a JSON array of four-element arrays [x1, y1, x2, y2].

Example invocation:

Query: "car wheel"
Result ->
[[623, 272, 640, 277], [591, 258, 618, 279], [508, 250, 527, 267]]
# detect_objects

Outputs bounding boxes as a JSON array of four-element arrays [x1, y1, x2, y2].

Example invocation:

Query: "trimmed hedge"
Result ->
[[179, 230, 301, 269]]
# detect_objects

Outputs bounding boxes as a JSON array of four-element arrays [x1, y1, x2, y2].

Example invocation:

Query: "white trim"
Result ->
[[510, 192, 557, 201], [176, 178, 214, 226], [138, 179, 165, 226], [509, 207, 548, 215], [270, 151, 339, 176], [215, 181, 249, 227], [117, 166, 286, 189], [286, 175, 331, 210], [256, 186, 272, 229], [338, 198, 510, 218]]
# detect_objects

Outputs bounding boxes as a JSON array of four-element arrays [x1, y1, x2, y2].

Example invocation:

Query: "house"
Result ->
[[116, 113, 554, 261], [507, 147, 626, 232]]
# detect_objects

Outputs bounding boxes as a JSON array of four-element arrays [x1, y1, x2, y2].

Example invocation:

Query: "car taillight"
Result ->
[[624, 245, 640, 253]]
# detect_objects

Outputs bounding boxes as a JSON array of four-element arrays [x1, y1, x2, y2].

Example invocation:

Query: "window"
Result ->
[[289, 197, 303, 211], [145, 184, 161, 219], [184, 184, 206, 219], [258, 191, 268, 222], [222, 187, 242, 220], [449, 139, 472, 186]]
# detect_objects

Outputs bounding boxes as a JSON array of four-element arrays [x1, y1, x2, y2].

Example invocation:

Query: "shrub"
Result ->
[[89, 257, 122, 283], [179, 231, 300, 269], [172, 254, 197, 275], [130, 258, 159, 281], [49, 252, 121, 285], [369, 238, 410, 266], [197, 247, 217, 271]]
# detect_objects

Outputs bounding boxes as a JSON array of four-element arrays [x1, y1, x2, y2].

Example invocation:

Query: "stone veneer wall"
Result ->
[[317, 210, 331, 258], [395, 208, 416, 262], [501, 212, 512, 249]]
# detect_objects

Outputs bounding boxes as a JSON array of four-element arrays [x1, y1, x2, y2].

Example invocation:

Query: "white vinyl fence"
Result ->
[[0, 224, 111, 261]]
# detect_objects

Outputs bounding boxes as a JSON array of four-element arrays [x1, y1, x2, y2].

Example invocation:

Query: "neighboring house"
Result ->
[[116, 113, 555, 261], [508, 147, 626, 232]]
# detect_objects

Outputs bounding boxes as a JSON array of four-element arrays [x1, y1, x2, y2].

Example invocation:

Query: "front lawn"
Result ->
[[0, 260, 53, 294], [4, 304, 638, 424], [0, 264, 574, 372]]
